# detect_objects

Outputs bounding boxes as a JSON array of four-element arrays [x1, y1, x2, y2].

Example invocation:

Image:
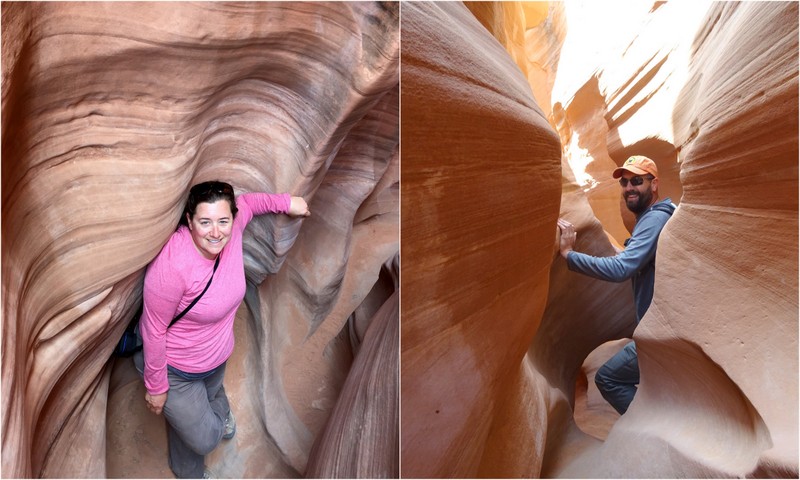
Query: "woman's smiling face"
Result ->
[[187, 200, 233, 259]]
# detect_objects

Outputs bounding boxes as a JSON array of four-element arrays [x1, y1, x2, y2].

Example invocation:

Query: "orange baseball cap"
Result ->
[[612, 155, 659, 179]]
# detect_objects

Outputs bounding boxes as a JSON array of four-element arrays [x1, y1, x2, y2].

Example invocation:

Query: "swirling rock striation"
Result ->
[[306, 256, 399, 478], [401, 1, 797, 478], [2, 2, 398, 478]]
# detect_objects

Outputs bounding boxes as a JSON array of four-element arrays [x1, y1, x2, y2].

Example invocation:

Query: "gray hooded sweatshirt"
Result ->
[[566, 198, 676, 323]]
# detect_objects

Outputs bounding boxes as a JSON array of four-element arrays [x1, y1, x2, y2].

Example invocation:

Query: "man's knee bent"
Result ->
[[594, 364, 614, 391]]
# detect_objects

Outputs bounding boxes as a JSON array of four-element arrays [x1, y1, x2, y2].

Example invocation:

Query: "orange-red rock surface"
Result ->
[[402, 1, 797, 478], [550, 3, 797, 478], [401, 2, 562, 477], [1, 2, 398, 478]]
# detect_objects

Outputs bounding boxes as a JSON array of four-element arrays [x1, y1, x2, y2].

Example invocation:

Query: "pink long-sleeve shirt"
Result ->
[[140, 192, 291, 395]]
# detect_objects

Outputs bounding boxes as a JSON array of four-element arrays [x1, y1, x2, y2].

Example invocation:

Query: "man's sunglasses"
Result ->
[[619, 175, 653, 187]]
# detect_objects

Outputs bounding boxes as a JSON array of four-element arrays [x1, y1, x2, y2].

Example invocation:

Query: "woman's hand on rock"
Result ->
[[289, 196, 311, 217]]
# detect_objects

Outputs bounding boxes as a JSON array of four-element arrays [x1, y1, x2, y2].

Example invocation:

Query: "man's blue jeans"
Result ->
[[595, 340, 639, 414]]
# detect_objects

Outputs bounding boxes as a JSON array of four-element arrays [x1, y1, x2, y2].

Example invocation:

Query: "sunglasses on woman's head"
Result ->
[[619, 175, 653, 187], [194, 182, 234, 196]]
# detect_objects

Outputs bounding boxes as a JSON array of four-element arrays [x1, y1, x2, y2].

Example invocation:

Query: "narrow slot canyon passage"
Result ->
[[2, 2, 399, 478], [106, 302, 301, 479], [106, 253, 398, 478], [401, 1, 797, 478]]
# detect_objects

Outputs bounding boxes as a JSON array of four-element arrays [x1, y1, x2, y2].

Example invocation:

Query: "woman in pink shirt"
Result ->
[[133, 180, 310, 478]]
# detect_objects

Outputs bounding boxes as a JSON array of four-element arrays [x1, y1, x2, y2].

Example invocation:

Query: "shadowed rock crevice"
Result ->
[[305, 257, 399, 478]]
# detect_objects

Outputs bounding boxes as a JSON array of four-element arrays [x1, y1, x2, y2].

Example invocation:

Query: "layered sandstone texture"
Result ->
[[401, 2, 563, 477], [1, 2, 399, 478], [402, 1, 798, 478]]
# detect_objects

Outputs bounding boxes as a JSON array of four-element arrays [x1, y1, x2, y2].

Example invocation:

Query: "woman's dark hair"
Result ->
[[179, 180, 238, 226]]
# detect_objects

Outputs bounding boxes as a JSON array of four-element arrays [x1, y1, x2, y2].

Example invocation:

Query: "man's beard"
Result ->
[[624, 188, 653, 215]]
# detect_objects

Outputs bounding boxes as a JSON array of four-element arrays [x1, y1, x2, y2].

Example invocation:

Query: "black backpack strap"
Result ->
[[168, 254, 221, 329]]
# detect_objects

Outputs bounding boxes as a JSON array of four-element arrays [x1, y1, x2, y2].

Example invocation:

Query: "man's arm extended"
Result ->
[[557, 211, 671, 282]]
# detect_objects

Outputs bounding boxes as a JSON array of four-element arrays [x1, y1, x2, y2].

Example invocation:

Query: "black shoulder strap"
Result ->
[[168, 254, 221, 329]]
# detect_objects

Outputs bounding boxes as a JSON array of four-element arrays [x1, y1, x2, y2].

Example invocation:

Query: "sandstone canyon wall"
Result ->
[[544, 2, 797, 478], [2, 2, 398, 478], [400, 2, 563, 477], [402, 1, 797, 478]]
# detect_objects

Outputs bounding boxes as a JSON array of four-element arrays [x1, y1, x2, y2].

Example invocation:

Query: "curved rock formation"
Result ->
[[466, 1, 566, 121], [548, 3, 797, 478], [2, 2, 398, 478], [306, 257, 399, 478], [402, 1, 797, 478], [400, 2, 563, 477]]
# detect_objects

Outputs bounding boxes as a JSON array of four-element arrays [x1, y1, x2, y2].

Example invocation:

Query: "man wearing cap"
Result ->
[[557, 155, 676, 415]]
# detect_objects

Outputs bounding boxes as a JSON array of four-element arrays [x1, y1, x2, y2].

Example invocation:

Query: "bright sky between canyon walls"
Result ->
[[553, 0, 711, 187]]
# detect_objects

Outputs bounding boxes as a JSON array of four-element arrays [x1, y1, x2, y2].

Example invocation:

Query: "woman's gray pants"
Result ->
[[134, 351, 229, 478]]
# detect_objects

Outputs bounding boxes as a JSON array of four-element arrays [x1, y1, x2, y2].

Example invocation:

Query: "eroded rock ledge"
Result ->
[[2, 2, 398, 477]]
